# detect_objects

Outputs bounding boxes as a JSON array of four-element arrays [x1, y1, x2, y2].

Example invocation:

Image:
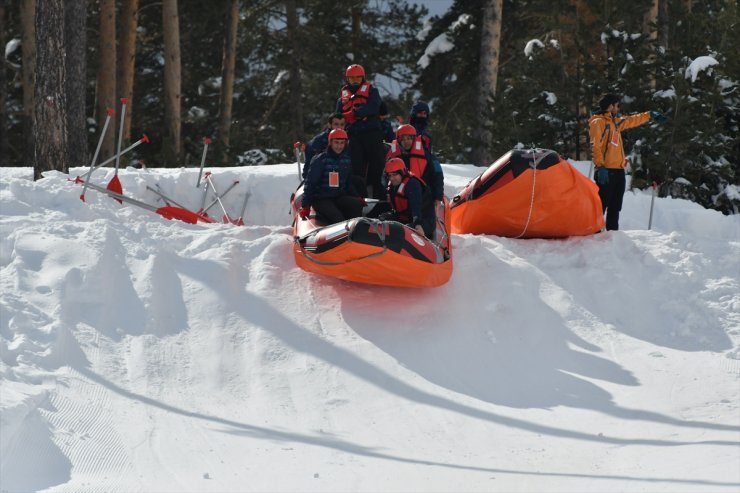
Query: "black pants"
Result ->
[[596, 168, 626, 231], [313, 196, 363, 224], [348, 129, 385, 200]]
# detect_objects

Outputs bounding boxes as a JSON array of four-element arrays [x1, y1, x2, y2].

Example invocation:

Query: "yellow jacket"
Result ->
[[588, 111, 650, 169]]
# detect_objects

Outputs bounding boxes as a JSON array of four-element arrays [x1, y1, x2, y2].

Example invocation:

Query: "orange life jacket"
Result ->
[[386, 137, 428, 187], [341, 83, 372, 125]]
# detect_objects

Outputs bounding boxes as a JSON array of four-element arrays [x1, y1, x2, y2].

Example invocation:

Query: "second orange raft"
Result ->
[[450, 149, 605, 238]]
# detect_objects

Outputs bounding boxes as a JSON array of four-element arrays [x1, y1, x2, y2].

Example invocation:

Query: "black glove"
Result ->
[[595, 167, 609, 185], [650, 111, 667, 124]]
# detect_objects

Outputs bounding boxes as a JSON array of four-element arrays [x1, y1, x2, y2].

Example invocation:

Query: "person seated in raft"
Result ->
[[300, 128, 365, 224], [379, 158, 434, 238], [385, 123, 444, 209]]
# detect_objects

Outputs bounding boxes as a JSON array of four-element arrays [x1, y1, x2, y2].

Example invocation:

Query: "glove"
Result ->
[[299, 206, 311, 219], [595, 167, 609, 185], [650, 111, 667, 124], [358, 197, 367, 207]]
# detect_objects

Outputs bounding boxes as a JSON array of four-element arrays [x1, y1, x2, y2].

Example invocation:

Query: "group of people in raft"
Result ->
[[299, 64, 444, 239]]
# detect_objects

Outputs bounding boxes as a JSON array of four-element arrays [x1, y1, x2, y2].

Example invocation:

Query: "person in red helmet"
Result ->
[[335, 64, 386, 200], [300, 128, 364, 224], [379, 158, 431, 238], [386, 123, 444, 206]]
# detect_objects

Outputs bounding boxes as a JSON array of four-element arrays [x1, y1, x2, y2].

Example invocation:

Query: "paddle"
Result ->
[[106, 98, 128, 200], [74, 177, 215, 224]]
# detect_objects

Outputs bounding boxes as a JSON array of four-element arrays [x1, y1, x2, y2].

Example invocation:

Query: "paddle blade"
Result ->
[[106, 175, 123, 203], [156, 206, 210, 224]]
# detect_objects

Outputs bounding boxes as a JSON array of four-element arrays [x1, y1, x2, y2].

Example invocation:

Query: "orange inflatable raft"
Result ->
[[291, 186, 453, 288], [450, 149, 604, 238]]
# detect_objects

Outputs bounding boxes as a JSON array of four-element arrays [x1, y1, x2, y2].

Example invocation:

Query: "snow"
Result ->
[[417, 14, 471, 69], [417, 32, 454, 69], [1, 162, 739, 492], [685, 56, 719, 83], [524, 39, 544, 57], [4, 38, 21, 60], [653, 88, 677, 100]]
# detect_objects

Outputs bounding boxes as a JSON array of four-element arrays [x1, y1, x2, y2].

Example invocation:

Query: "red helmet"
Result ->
[[328, 128, 348, 141], [385, 157, 406, 174], [395, 124, 416, 139], [345, 64, 365, 78]]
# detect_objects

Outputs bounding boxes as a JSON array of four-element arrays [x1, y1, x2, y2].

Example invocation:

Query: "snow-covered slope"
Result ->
[[1, 163, 738, 492]]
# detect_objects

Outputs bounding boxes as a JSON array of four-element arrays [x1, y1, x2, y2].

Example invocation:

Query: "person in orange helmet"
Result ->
[[380, 158, 431, 238]]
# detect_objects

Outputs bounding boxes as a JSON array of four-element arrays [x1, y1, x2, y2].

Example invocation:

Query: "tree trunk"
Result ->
[[66, 0, 88, 168], [472, 0, 502, 166], [285, 0, 304, 144], [34, 0, 68, 180], [658, 0, 670, 49], [0, 3, 8, 167], [162, 0, 182, 166], [351, 5, 361, 62], [118, 0, 140, 154], [218, 0, 239, 164], [643, 0, 659, 88], [97, 0, 116, 161], [21, 0, 36, 167]]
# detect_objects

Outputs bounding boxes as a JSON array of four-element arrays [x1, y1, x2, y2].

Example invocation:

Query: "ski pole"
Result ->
[[648, 181, 657, 230], [80, 107, 114, 202], [196, 137, 211, 188]]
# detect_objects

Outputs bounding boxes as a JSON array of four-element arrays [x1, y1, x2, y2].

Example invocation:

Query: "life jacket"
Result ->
[[387, 174, 420, 223], [386, 137, 428, 187], [341, 82, 372, 125]]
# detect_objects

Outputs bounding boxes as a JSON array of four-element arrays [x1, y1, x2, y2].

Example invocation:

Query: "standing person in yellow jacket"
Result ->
[[588, 93, 666, 230]]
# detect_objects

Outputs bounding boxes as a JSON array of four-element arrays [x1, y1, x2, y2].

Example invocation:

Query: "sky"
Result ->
[[1, 161, 739, 492]]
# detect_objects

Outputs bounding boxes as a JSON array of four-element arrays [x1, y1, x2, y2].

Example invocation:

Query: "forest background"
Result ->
[[1, 0, 738, 213]]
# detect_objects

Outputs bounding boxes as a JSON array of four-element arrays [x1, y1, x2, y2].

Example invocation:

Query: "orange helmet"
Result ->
[[395, 124, 416, 139], [385, 157, 406, 174], [328, 128, 348, 141], [345, 64, 365, 78]]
